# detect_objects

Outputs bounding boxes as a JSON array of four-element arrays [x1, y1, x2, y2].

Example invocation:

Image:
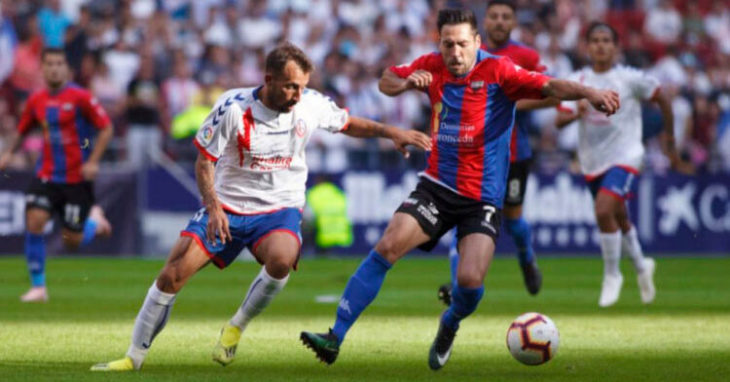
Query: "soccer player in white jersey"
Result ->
[[556, 22, 683, 307], [90, 42, 431, 371]]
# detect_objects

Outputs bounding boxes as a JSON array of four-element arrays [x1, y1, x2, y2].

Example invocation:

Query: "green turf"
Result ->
[[1, 256, 729, 381]]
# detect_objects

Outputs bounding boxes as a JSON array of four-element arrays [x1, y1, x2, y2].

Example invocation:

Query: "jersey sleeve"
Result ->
[[78, 91, 111, 129], [496, 57, 551, 101], [309, 91, 350, 133], [626, 67, 661, 100], [194, 96, 243, 162], [388, 53, 439, 79], [17, 95, 37, 134]]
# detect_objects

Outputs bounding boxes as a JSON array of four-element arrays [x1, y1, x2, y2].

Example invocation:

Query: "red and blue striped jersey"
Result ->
[[390, 50, 550, 206], [484, 40, 545, 162], [17, 83, 111, 184]]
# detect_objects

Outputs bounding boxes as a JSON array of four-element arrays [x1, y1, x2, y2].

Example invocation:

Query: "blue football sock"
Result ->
[[448, 235, 459, 285], [81, 218, 98, 246], [442, 284, 484, 331], [25, 233, 46, 287], [332, 249, 392, 344], [505, 217, 535, 265]]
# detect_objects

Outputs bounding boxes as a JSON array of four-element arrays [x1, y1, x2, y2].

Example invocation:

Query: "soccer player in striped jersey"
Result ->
[[438, 0, 557, 305], [556, 23, 684, 307], [301, 9, 619, 370], [0, 48, 113, 302]]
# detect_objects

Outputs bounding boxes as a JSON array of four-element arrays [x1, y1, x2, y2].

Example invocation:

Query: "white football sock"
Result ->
[[126, 281, 176, 369], [621, 227, 646, 273], [230, 267, 289, 331], [599, 231, 622, 277]]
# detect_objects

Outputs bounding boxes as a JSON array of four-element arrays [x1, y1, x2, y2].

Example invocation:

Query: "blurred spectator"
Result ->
[[125, 56, 161, 167], [162, 55, 199, 121], [644, 0, 682, 45], [63, 5, 90, 76], [37, 0, 71, 48], [8, 15, 43, 100], [0, 4, 16, 83]]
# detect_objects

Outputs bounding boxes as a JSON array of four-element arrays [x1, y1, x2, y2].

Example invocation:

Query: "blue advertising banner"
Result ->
[[330, 171, 729, 255]]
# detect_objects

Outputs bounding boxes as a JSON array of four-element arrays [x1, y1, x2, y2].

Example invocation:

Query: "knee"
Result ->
[[264, 255, 295, 279], [456, 269, 483, 289], [156, 267, 183, 293], [62, 234, 82, 250], [374, 237, 402, 263]]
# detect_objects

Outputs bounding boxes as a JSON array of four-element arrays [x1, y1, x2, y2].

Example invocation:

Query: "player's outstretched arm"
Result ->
[[378, 69, 432, 96], [195, 153, 231, 244], [343, 116, 432, 158], [516, 97, 561, 111], [542, 79, 620, 116]]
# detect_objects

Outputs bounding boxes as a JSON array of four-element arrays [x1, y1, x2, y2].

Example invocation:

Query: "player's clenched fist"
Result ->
[[588, 89, 620, 116], [406, 70, 433, 90]]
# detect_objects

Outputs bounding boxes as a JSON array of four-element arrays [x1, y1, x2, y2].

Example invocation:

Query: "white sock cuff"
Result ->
[[599, 231, 622, 241], [260, 267, 289, 286], [126, 344, 147, 368], [149, 281, 176, 305]]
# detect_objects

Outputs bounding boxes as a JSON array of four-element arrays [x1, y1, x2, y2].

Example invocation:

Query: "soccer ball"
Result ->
[[506, 312, 560, 365]]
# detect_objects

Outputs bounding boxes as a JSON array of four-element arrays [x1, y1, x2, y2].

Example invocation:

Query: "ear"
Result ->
[[264, 73, 272, 85], [475, 33, 482, 46]]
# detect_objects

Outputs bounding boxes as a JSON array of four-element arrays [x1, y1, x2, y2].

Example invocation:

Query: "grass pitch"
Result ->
[[1, 255, 728, 381]]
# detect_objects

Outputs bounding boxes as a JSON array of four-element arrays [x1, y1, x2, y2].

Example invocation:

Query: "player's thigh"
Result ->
[[375, 212, 431, 263], [456, 233, 496, 288], [59, 182, 95, 248], [156, 236, 211, 293], [253, 231, 301, 276], [594, 191, 623, 226]]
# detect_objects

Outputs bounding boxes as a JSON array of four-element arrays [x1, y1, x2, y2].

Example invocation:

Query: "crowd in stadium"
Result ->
[[0, 0, 728, 174]]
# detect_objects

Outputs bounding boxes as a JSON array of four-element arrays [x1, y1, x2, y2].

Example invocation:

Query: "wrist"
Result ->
[[204, 198, 221, 211]]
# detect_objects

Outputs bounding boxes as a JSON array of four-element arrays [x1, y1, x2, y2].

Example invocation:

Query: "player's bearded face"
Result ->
[[265, 61, 311, 113], [41, 54, 69, 89], [587, 30, 617, 64], [439, 24, 481, 76], [484, 5, 515, 45]]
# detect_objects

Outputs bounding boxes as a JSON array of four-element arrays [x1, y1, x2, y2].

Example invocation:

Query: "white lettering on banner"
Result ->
[[523, 173, 596, 224], [657, 183, 699, 234], [698, 185, 730, 232], [0, 192, 26, 235]]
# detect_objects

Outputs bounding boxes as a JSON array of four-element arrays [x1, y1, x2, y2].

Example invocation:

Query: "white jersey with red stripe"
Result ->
[[194, 86, 349, 214], [562, 65, 660, 177]]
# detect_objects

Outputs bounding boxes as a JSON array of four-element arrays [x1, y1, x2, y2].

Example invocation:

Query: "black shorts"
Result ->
[[504, 159, 530, 207], [26, 178, 95, 232], [395, 178, 501, 252]]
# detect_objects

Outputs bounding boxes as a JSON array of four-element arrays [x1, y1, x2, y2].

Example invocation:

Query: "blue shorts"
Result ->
[[586, 166, 639, 201], [181, 207, 302, 269]]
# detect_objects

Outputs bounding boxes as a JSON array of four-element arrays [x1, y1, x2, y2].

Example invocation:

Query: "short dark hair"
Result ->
[[585, 22, 619, 43], [437, 9, 478, 33], [265, 42, 314, 75], [41, 47, 67, 61], [486, 0, 516, 12]]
